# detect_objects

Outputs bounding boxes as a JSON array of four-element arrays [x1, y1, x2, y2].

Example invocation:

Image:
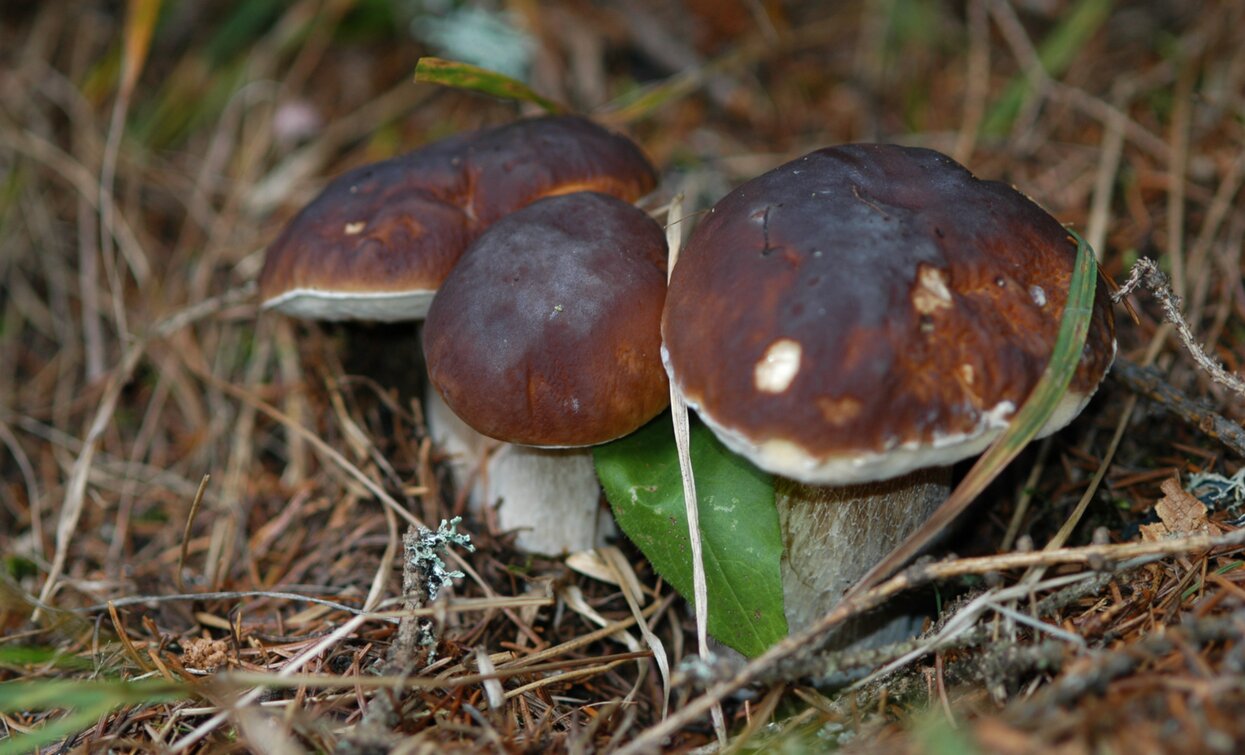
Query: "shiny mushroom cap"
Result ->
[[662, 143, 1116, 485], [423, 192, 670, 448], [259, 116, 657, 321]]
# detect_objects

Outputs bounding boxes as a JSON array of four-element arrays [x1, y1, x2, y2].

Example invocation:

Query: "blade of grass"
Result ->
[[663, 194, 726, 743], [413, 57, 567, 114], [0, 678, 186, 755], [982, 0, 1114, 136], [844, 228, 1099, 600]]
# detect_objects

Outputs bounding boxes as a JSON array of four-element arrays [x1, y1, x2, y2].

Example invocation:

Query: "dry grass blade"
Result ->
[[661, 192, 725, 739], [175, 474, 210, 594], [601, 547, 671, 718]]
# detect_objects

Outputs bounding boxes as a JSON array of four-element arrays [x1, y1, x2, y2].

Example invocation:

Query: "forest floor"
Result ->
[[3, 1, 1245, 752]]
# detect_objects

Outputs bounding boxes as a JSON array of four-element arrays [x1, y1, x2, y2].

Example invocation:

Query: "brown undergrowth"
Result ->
[[2, 1, 1245, 752]]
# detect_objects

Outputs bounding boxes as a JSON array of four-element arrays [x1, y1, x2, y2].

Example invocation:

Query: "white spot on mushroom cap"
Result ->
[[912, 265, 953, 314], [344, 221, 366, 235], [755, 339, 802, 394], [1030, 285, 1047, 306]]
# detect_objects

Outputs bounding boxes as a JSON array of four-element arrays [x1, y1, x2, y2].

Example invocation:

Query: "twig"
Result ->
[[0, 419, 43, 560], [1166, 58, 1195, 300], [952, 0, 990, 163], [1113, 257, 1245, 399], [1001, 437, 1052, 551], [794, 569, 1120, 684], [1086, 107, 1126, 258], [213, 652, 652, 691], [1023, 376, 1130, 576], [85, 590, 388, 620], [987, 0, 1173, 164], [1111, 357, 1245, 457], [848, 571, 1097, 692]]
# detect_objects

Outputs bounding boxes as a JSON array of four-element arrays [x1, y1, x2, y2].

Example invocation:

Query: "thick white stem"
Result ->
[[425, 385, 614, 555], [776, 467, 950, 648]]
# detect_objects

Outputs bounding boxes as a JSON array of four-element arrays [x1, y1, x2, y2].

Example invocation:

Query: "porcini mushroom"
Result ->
[[662, 144, 1115, 644], [423, 191, 670, 554], [258, 115, 656, 320], [257, 116, 659, 554]]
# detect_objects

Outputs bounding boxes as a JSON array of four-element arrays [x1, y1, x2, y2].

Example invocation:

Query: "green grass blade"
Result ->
[[0, 678, 187, 755], [0, 704, 117, 755], [847, 229, 1100, 596], [413, 57, 567, 114], [0, 646, 94, 671], [983, 0, 1114, 136]]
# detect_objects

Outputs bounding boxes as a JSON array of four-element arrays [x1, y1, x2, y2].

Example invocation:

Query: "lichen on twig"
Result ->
[[408, 516, 476, 603], [1113, 257, 1245, 398], [405, 517, 475, 664]]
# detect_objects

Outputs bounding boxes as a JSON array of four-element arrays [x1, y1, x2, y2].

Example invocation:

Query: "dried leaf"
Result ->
[[1140, 478, 1211, 542]]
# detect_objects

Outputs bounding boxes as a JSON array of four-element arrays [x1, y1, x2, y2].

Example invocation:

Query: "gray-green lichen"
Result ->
[[406, 517, 475, 664], [408, 516, 475, 602]]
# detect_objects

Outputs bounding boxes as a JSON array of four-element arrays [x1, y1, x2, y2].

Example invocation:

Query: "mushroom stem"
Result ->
[[425, 386, 614, 555], [775, 467, 950, 647]]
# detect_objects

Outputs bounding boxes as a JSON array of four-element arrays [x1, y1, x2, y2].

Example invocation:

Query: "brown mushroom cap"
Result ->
[[423, 192, 670, 447], [259, 116, 657, 321], [662, 143, 1116, 485]]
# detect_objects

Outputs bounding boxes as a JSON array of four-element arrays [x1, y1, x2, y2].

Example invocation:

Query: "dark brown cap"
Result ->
[[662, 143, 1116, 484], [259, 116, 657, 321], [424, 192, 670, 447]]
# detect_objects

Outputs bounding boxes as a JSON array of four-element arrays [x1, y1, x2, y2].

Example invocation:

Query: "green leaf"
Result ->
[[595, 414, 788, 657], [413, 57, 567, 114]]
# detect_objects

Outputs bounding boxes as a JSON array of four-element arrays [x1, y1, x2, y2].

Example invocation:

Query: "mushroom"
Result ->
[[257, 116, 658, 553], [662, 144, 1116, 646], [259, 115, 656, 321], [423, 191, 670, 555]]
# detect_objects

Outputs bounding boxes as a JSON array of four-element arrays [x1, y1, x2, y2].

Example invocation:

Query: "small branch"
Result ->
[[86, 590, 385, 620], [1114, 257, 1245, 399], [1111, 357, 1245, 457]]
